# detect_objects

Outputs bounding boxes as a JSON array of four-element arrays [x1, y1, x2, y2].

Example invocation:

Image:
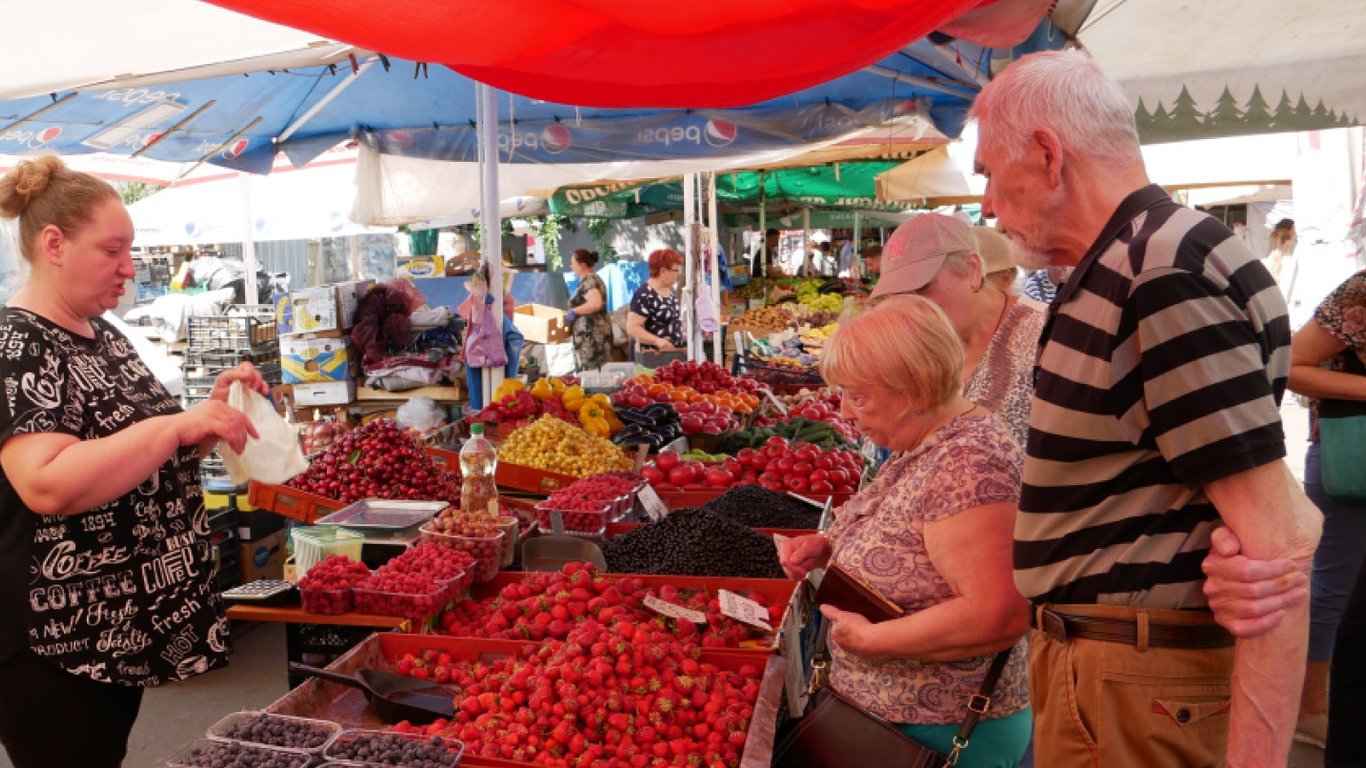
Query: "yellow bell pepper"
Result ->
[[530, 377, 554, 401], [581, 415, 611, 438], [562, 385, 587, 413], [494, 378, 525, 402], [578, 401, 606, 424], [604, 409, 623, 435], [548, 377, 567, 397], [589, 393, 613, 410]]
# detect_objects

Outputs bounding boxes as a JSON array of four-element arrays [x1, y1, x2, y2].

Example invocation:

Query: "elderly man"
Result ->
[[970, 50, 1321, 767]]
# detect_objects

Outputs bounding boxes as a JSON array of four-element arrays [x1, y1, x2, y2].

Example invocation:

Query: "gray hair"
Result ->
[[969, 50, 1141, 166]]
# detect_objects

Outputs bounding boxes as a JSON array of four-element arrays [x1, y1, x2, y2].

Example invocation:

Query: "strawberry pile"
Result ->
[[437, 564, 779, 648], [354, 542, 476, 619], [299, 555, 371, 615], [286, 418, 461, 504], [535, 473, 640, 533], [391, 617, 764, 767]]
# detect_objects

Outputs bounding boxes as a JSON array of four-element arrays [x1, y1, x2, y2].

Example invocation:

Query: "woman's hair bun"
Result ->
[[0, 155, 62, 219]]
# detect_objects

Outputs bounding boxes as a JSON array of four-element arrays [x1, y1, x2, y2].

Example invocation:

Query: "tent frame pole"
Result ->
[[477, 82, 504, 405]]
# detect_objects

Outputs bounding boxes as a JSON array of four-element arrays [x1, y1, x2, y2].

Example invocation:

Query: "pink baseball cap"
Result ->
[[869, 213, 978, 299]]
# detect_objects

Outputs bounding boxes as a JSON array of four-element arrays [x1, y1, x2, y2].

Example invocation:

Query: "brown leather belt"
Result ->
[[1030, 606, 1235, 649]]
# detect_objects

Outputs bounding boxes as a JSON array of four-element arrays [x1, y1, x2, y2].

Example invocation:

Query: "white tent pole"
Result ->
[[478, 82, 505, 400], [802, 208, 811, 276], [682, 172, 698, 361], [278, 58, 377, 144], [852, 211, 862, 277], [707, 172, 722, 363], [757, 174, 766, 283], [238, 172, 258, 303]]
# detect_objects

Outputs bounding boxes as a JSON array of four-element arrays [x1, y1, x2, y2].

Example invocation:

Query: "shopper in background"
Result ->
[[565, 248, 613, 372], [976, 226, 1019, 294], [971, 50, 1318, 767], [1283, 269, 1366, 748], [752, 228, 780, 277], [778, 296, 1031, 768], [1019, 266, 1071, 305], [627, 248, 685, 355], [1264, 217, 1296, 283], [869, 214, 1044, 448], [0, 156, 266, 768], [859, 244, 882, 282]]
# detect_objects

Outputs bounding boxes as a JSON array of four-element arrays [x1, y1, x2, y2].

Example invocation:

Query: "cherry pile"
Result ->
[[354, 542, 476, 619], [215, 712, 337, 750], [173, 739, 310, 768], [323, 731, 461, 766], [298, 555, 371, 615], [286, 418, 461, 504], [391, 616, 763, 767], [436, 563, 778, 647]]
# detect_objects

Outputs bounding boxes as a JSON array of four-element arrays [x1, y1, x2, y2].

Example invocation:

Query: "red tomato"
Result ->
[[736, 447, 756, 465], [809, 469, 829, 483], [791, 461, 813, 475], [808, 479, 834, 493], [656, 450, 682, 472], [785, 475, 809, 492], [668, 466, 695, 486], [765, 436, 789, 450], [774, 456, 795, 474], [640, 465, 666, 485], [705, 467, 734, 487], [826, 468, 850, 485], [814, 455, 835, 471]]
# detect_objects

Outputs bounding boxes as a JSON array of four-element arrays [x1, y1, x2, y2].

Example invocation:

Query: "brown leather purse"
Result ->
[[813, 561, 905, 622], [773, 621, 1011, 768]]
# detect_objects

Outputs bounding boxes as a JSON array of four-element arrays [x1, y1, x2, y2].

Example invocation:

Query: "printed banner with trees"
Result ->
[[1137, 85, 1357, 143]]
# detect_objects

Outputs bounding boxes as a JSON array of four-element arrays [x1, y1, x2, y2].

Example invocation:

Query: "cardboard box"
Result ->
[[292, 380, 358, 407], [394, 255, 443, 278], [275, 280, 374, 337], [513, 303, 570, 343], [280, 336, 358, 383], [240, 529, 287, 582]]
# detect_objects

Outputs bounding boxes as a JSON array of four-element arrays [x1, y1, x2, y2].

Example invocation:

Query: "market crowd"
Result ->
[[1, 48, 1362, 768]]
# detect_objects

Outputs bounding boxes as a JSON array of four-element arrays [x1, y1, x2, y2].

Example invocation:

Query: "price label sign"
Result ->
[[719, 589, 773, 631], [644, 595, 708, 625], [638, 485, 668, 522]]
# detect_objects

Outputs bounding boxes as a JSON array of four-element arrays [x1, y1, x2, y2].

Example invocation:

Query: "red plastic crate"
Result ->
[[248, 481, 346, 523]]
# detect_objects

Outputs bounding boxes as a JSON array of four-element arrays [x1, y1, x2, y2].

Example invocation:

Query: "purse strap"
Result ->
[[808, 617, 1014, 766]]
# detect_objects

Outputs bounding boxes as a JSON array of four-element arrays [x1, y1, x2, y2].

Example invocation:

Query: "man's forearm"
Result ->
[[1205, 460, 1322, 766]]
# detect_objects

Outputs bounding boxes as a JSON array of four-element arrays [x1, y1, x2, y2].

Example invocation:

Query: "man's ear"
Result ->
[[1031, 127, 1065, 187]]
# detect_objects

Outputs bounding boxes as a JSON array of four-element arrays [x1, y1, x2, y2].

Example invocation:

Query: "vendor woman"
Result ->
[[627, 248, 685, 354]]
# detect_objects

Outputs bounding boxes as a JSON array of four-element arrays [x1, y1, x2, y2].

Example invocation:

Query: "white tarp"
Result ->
[[1063, 0, 1366, 142], [128, 156, 392, 246], [0, 0, 355, 99]]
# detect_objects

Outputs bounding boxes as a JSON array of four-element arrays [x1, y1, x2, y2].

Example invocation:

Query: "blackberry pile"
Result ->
[[602, 507, 786, 578]]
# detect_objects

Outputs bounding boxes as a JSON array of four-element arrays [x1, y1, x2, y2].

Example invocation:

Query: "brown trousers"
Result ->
[[1029, 604, 1235, 768]]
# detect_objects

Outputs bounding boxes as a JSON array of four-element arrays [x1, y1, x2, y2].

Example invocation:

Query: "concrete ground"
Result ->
[[0, 399, 1330, 768]]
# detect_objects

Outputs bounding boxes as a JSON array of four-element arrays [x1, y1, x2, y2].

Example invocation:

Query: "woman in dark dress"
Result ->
[[566, 248, 613, 371], [627, 248, 684, 356]]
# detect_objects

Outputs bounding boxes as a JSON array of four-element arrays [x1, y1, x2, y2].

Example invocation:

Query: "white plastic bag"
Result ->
[[396, 396, 446, 432], [220, 382, 309, 485]]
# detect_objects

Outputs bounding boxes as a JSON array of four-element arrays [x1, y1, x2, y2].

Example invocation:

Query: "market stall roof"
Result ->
[[204, 0, 1054, 108], [1060, 0, 1365, 143]]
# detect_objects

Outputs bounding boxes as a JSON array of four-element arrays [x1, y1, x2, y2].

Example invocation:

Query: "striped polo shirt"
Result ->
[[1014, 185, 1291, 608]]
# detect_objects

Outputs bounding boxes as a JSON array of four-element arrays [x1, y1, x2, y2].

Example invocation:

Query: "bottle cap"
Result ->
[[470, 423, 484, 435]]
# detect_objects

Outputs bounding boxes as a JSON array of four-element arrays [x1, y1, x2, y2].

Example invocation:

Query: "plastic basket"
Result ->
[[187, 313, 278, 352], [291, 527, 365, 579], [205, 710, 341, 754], [322, 729, 463, 767]]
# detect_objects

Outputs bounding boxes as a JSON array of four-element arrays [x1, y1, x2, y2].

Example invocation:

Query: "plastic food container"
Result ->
[[533, 501, 614, 534], [352, 575, 463, 620], [496, 517, 519, 568], [205, 711, 341, 754], [299, 584, 356, 615], [292, 526, 365, 579], [420, 526, 504, 583], [166, 738, 313, 768], [321, 728, 464, 767]]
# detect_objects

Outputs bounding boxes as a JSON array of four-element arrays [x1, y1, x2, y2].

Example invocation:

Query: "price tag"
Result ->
[[762, 388, 789, 417], [719, 589, 773, 631], [643, 595, 707, 625], [638, 485, 668, 522]]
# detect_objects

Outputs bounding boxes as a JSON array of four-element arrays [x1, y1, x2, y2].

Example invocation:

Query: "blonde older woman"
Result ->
[[870, 214, 1044, 448], [778, 296, 1031, 768]]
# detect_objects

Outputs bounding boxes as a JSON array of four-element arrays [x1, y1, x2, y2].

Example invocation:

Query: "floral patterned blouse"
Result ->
[[964, 300, 1045, 448], [1309, 270, 1366, 442], [629, 282, 683, 349], [826, 412, 1029, 725]]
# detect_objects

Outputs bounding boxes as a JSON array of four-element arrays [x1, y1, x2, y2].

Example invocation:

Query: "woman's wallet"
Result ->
[[814, 561, 904, 622]]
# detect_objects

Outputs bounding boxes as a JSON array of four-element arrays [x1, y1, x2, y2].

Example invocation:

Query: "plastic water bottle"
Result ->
[[460, 423, 499, 516]]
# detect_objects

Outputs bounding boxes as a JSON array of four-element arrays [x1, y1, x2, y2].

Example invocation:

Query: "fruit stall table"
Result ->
[[226, 603, 408, 688]]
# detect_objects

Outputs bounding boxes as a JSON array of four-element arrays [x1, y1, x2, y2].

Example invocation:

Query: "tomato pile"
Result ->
[[612, 361, 762, 416], [298, 555, 371, 615], [392, 615, 763, 767], [437, 564, 779, 648], [354, 542, 476, 619], [639, 449, 739, 492], [733, 437, 861, 495], [286, 418, 460, 504]]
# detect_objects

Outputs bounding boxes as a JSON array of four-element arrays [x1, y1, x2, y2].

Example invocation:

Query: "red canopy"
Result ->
[[207, 0, 993, 108]]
